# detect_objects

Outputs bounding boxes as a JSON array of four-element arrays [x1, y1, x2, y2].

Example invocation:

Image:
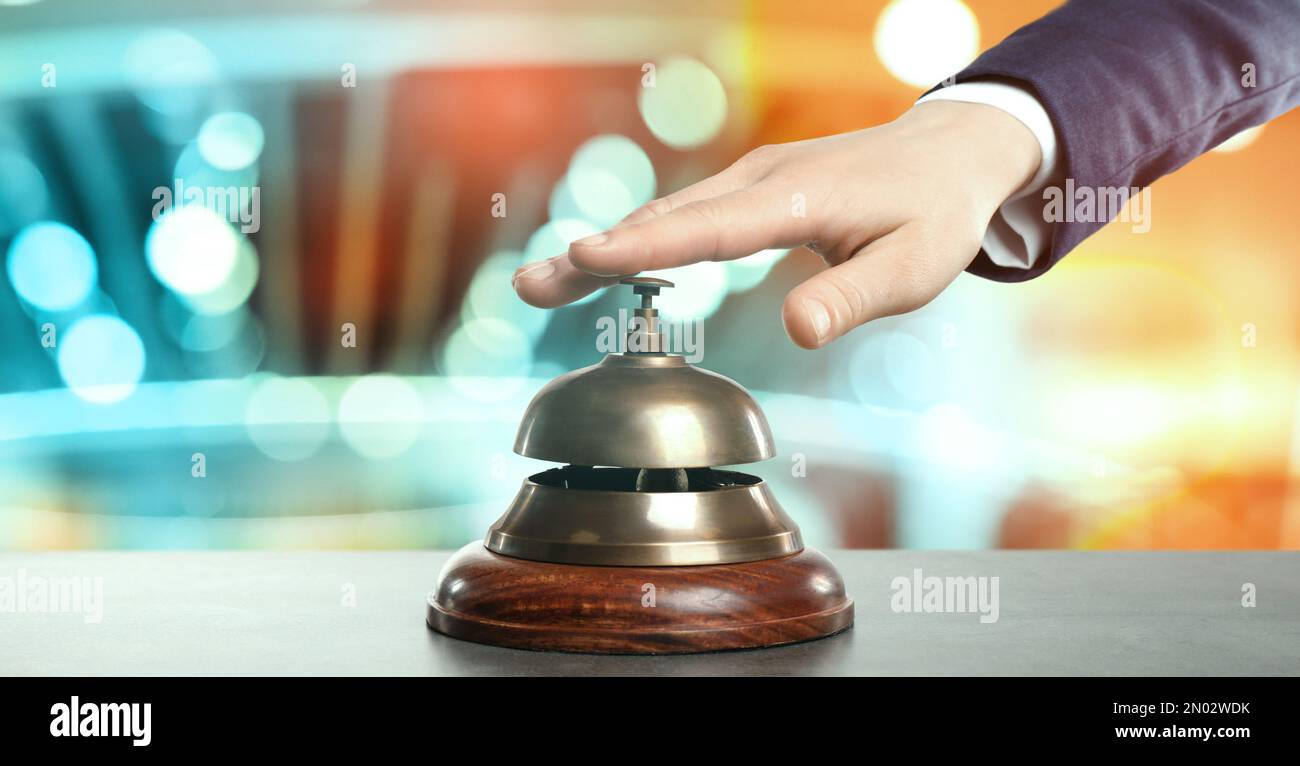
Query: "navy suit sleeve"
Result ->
[[939, 0, 1300, 282]]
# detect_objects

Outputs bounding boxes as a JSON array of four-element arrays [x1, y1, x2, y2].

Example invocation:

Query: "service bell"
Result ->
[[428, 278, 853, 654]]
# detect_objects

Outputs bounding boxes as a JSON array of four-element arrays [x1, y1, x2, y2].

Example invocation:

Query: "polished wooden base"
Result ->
[[427, 543, 853, 654]]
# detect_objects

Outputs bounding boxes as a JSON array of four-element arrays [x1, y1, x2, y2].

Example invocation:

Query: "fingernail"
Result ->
[[804, 298, 831, 343], [512, 260, 556, 287], [573, 233, 608, 248]]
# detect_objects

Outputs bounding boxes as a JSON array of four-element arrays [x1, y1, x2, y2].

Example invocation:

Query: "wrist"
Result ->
[[899, 100, 1042, 209]]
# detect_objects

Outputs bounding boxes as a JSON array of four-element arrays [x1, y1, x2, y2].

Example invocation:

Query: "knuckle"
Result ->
[[677, 199, 725, 258], [738, 143, 783, 173], [679, 197, 722, 225], [643, 197, 675, 217], [622, 197, 672, 224]]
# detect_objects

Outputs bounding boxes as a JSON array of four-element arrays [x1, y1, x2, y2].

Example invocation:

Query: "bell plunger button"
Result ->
[[619, 277, 672, 355]]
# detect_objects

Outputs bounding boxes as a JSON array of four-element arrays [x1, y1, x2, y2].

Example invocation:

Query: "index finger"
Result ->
[[568, 183, 812, 277]]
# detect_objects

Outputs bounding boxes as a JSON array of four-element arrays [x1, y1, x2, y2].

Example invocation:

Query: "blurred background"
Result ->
[[0, 0, 1297, 551]]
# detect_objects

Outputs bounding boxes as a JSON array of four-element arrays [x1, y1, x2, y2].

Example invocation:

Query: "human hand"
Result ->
[[512, 100, 1041, 348]]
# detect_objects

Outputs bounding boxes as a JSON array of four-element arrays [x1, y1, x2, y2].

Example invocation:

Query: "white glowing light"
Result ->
[[181, 238, 259, 315], [146, 205, 240, 296], [57, 315, 146, 404], [1211, 125, 1264, 153], [197, 111, 265, 170], [338, 375, 425, 459], [244, 376, 330, 461], [647, 261, 729, 320], [914, 402, 999, 471], [1052, 385, 1172, 447], [638, 57, 728, 149], [874, 0, 980, 87]]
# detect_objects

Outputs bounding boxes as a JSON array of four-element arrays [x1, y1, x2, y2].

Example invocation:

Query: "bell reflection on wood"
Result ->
[[427, 278, 853, 653]]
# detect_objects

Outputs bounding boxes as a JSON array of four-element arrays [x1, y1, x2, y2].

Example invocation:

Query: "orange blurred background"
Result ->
[[745, 0, 1300, 548]]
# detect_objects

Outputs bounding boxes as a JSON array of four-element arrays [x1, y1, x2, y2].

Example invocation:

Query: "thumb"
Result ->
[[781, 227, 961, 349]]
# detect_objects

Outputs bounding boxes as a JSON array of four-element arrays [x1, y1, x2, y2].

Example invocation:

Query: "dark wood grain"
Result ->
[[427, 543, 854, 654]]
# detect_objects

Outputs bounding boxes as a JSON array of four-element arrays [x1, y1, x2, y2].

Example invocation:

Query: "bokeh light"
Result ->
[[440, 318, 533, 401], [146, 205, 240, 296], [180, 307, 250, 353], [244, 376, 330, 461], [522, 218, 600, 264], [0, 1, 1291, 559], [562, 169, 634, 229], [5, 222, 97, 312], [548, 175, 585, 222], [122, 29, 220, 115], [57, 315, 146, 404], [726, 248, 786, 293], [173, 139, 260, 191], [647, 261, 729, 319], [874, 0, 980, 87], [338, 374, 425, 459], [181, 238, 259, 316], [849, 330, 942, 409], [197, 112, 265, 170], [181, 313, 265, 378], [914, 402, 1000, 471], [564, 134, 656, 228], [638, 56, 728, 149], [882, 331, 942, 406]]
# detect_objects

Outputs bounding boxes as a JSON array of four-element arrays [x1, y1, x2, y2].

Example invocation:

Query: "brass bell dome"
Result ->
[[514, 354, 775, 469], [514, 277, 774, 469]]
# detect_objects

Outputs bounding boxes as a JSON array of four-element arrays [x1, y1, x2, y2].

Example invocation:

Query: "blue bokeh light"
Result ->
[[568, 135, 655, 219], [5, 222, 98, 312], [197, 112, 265, 171], [57, 314, 147, 404]]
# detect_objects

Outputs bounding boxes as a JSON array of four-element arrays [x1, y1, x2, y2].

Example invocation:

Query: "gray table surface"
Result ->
[[0, 550, 1295, 676]]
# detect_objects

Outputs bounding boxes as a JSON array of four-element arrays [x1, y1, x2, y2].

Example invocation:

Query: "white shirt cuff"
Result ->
[[916, 81, 1061, 270]]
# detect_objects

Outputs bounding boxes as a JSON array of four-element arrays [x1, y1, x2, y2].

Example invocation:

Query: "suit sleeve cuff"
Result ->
[[916, 81, 1061, 270]]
